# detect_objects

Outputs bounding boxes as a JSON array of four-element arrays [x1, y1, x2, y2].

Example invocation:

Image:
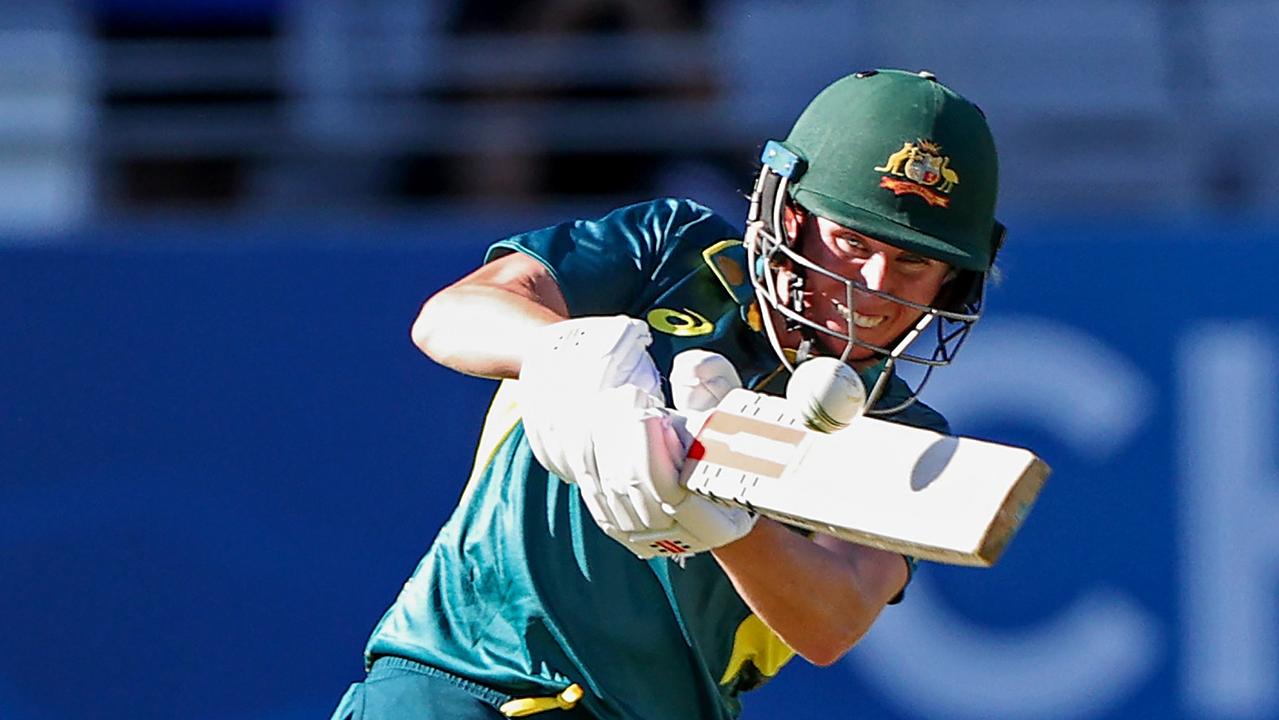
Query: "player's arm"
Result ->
[[414, 247, 678, 516], [711, 520, 908, 666], [410, 251, 569, 380]]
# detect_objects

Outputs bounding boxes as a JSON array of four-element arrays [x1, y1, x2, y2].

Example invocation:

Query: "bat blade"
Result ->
[[680, 388, 1048, 567]]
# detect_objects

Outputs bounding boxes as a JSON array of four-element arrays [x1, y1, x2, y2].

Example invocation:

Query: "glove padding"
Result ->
[[578, 350, 756, 560], [519, 316, 661, 484], [669, 348, 744, 434]]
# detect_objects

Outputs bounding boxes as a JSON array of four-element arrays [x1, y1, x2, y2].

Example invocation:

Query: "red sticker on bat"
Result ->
[[686, 439, 706, 461]]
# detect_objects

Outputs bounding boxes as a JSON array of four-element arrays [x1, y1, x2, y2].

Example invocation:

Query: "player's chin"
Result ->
[[815, 331, 873, 363], [840, 328, 901, 361], [848, 344, 883, 364]]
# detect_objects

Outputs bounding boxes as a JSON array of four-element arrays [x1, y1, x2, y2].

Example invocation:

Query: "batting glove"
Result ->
[[582, 350, 756, 559], [519, 316, 662, 485]]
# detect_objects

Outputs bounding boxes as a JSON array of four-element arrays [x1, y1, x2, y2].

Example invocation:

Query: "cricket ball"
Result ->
[[785, 356, 866, 433]]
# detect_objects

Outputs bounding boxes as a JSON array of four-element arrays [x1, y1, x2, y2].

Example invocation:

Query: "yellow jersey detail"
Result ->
[[718, 614, 796, 686], [459, 379, 522, 507], [701, 239, 746, 297], [499, 682, 584, 717], [646, 307, 715, 337], [745, 300, 763, 332]]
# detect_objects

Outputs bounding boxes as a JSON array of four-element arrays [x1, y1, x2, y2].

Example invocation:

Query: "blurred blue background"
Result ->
[[3, 1, 1278, 718]]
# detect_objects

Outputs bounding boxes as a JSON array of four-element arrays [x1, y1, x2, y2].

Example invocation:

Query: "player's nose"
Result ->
[[859, 252, 888, 292]]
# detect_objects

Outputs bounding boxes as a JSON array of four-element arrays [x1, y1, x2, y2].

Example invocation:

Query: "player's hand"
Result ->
[[576, 350, 756, 560], [669, 348, 742, 416], [519, 316, 661, 484]]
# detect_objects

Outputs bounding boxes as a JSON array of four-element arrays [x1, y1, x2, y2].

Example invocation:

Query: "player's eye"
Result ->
[[898, 252, 942, 269], [832, 235, 870, 258]]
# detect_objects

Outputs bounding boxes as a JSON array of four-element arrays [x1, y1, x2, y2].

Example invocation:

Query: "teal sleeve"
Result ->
[[484, 198, 738, 316]]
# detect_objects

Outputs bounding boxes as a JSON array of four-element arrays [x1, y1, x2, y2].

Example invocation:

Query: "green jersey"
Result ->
[[365, 199, 949, 719]]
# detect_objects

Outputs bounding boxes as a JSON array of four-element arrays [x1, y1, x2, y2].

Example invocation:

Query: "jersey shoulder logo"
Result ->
[[646, 307, 714, 337], [647, 239, 751, 337]]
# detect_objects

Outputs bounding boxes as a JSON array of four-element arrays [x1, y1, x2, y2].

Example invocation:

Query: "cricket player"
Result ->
[[332, 69, 1003, 719]]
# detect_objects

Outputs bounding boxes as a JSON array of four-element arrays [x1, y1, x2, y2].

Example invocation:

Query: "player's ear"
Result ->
[[781, 203, 806, 246]]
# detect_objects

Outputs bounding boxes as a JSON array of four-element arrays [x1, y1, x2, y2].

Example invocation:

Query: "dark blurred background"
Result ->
[[3, 2, 1279, 719]]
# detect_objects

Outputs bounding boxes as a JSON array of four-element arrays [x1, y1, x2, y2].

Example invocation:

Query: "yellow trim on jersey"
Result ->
[[499, 683, 584, 717], [718, 614, 796, 686], [459, 379, 523, 507], [701, 239, 746, 299]]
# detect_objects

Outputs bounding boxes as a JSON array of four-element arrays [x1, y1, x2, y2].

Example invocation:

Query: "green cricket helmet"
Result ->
[[745, 69, 1005, 414]]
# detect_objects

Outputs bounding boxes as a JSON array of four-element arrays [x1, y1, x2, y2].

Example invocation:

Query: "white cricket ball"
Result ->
[[785, 356, 867, 433]]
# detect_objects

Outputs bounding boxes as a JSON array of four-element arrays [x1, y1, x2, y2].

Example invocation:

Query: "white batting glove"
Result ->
[[519, 316, 661, 485], [577, 386, 688, 542], [669, 348, 744, 432], [581, 350, 757, 560]]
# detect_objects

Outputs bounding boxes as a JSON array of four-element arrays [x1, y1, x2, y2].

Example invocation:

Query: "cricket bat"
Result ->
[[679, 388, 1048, 567]]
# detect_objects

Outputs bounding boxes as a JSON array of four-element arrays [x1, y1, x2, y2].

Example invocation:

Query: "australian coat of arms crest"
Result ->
[[874, 139, 958, 208]]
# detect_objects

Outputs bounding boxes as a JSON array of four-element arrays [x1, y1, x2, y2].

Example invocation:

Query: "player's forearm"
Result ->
[[711, 517, 897, 666], [412, 283, 567, 379], [412, 252, 571, 379]]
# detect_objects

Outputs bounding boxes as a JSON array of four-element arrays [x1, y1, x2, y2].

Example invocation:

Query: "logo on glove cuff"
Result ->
[[651, 539, 693, 555]]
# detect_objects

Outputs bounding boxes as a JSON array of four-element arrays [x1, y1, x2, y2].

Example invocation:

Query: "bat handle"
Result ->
[[665, 408, 708, 453]]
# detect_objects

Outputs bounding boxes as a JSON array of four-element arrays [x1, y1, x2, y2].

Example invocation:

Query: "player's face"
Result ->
[[793, 215, 953, 364]]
